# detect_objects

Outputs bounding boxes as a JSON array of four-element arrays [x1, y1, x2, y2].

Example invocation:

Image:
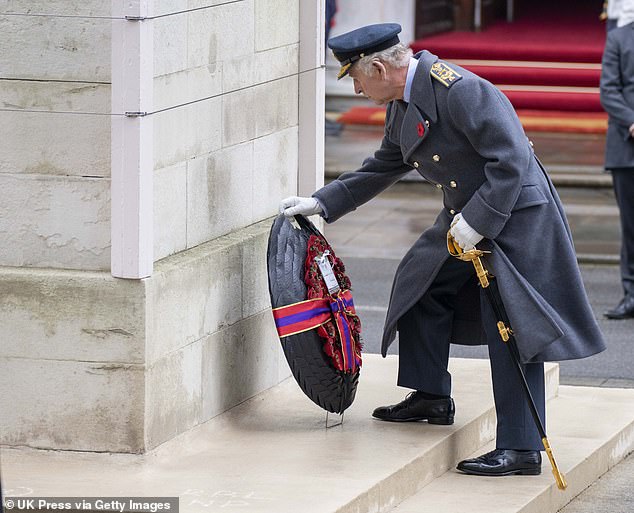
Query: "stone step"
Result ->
[[3, 356, 559, 513], [391, 385, 634, 513]]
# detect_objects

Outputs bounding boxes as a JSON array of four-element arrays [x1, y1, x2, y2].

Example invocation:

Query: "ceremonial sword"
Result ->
[[447, 232, 567, 490]]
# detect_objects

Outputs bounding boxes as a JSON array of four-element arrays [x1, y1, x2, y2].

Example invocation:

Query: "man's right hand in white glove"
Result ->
[[450, 213, 484, 251], [279, 196, 323, 217]]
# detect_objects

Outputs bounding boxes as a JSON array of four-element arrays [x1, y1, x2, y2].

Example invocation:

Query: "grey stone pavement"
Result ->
[[323, 123, 634, 511]]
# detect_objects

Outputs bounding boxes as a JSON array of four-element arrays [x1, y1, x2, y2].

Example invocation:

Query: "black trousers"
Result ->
[[397, 257, 545, 450], [612, 169, 634, 297]]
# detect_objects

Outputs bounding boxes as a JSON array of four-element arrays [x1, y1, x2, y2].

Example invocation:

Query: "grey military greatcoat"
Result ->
[[314, 51, 606, 363]]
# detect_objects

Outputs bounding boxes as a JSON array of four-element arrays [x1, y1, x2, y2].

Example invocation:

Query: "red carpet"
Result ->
[[516, 110, 607, 134], [335, 107, 607, 134], [408, 2, 605, 117], [336, 1, 606, 133], [410, 7, 605, 64], [500, 88, 603, 112], [410, 28, 604, 64], [458, 62, 601, 88], [337, 106, 387, 126]]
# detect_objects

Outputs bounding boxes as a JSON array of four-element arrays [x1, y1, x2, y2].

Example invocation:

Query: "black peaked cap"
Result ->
[[327, 23, 402, 79]]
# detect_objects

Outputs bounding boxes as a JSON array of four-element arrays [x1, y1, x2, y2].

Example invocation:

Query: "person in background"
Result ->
[[325, 0, 343, 137], [325, 0, 337, 42], [600, 0, 634, 319]]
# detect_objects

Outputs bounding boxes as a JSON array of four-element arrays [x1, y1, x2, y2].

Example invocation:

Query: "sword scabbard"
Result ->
[[543, 437, 568, 490], [447, 230, 569, 492]]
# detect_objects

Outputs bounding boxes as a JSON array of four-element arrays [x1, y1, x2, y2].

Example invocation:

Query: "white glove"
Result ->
[[629, 123, 634, 138], [450, 213, 484, 250], [279, 196, 323, 217]]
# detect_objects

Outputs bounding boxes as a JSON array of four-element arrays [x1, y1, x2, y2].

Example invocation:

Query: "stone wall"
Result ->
[[0, 0, 301, 269], [0, 0, 112, 271], [0, 0, 315, 452], [148, 0, 301, 449], [0, 219, 286, 452], [152, 0, 300, 260]]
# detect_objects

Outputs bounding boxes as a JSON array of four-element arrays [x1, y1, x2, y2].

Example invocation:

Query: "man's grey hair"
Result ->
[[355, 43, 412, 75]]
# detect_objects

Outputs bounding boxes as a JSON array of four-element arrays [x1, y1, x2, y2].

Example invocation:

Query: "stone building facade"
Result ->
[[0, 0, 325, 452]]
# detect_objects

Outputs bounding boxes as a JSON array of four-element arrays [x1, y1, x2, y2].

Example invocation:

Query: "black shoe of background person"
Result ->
[[457, 449, 542, 476], [604, 295, 634, 319], [372, 391, 455, 424]]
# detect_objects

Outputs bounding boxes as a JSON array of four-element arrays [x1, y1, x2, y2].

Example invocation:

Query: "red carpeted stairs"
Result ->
[[337, 1, 608, 134]]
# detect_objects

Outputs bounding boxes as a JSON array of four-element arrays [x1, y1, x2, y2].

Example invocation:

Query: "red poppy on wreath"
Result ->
[[417, 121, 425, 138]]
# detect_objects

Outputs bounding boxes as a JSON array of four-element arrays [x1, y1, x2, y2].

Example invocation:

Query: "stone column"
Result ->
[[298, 0, 326, 197], [111, 0, 154, 279]]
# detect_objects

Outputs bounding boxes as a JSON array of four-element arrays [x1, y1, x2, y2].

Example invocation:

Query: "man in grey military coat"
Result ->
[[601, 1, 634, 319], [280, 23, 606, 477]]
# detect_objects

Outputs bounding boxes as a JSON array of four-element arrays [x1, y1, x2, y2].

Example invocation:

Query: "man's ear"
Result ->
[[372, 59, 388, 80]]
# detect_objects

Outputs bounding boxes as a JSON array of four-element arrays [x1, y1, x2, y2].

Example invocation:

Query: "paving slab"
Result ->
[[560, 452, 634, 513]]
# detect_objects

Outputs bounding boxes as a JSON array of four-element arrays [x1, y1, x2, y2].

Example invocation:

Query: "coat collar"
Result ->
[[393, 51, 439, 161], [408, 50, 440, 123]]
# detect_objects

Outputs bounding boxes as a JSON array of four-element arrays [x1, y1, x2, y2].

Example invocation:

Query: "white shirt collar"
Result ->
[[403, 57, 419, 104]]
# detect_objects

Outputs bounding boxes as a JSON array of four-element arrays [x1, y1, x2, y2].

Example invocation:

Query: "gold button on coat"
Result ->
[[450, 209, 456, 215], [436, 183, 443, 189], [433, 154, 440, 162], [413, 161, 419, 168], [449, 180, 457, 188]]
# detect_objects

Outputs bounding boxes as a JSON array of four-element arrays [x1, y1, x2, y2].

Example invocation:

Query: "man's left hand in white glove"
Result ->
[[450, 213, 484, 250], [279, 196, 323, 217]]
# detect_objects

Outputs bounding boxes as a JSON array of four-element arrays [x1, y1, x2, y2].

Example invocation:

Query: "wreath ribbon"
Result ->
[[272, 289, 360, 372]]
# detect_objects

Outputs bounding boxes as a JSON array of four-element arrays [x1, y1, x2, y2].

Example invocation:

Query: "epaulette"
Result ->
[[430, 62, 462, 88]]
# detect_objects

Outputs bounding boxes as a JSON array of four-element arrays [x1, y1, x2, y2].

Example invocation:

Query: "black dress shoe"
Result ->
[[457, 449, 542, 476], [604, 295, 634, 319], [372, 391, 455, 424]]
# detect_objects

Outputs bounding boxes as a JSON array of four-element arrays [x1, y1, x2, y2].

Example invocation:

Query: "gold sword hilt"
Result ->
[[447, 232, 491, 288], [543, 437, 568, 490]]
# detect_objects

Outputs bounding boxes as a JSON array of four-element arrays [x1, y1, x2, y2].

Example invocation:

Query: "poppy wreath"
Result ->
[[267, 215, 362, 413], [271, 233, 362, 373], [304, 235, 362, 372]]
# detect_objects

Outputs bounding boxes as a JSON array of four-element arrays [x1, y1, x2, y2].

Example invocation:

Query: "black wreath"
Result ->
[[267, 215, 360, 414]]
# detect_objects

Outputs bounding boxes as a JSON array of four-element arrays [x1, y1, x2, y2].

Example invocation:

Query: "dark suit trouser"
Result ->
[[396, 257, 545, 451], [612, 169, 634, 297]]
